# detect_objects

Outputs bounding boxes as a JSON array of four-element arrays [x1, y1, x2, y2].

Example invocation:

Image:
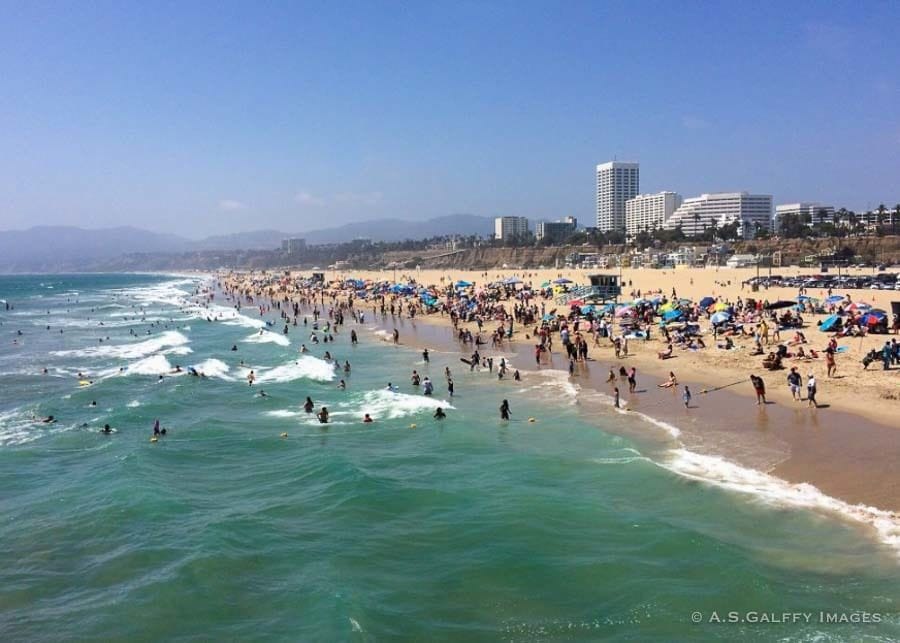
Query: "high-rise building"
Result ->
[[663, 192, 773, 239], [596, 161, 639, 233], [281, 238, 307, 254], [535, 216, 578, 243], [624, 192, 682, 238], [494, 216, 530, 241], [773, 203, 834, 232]]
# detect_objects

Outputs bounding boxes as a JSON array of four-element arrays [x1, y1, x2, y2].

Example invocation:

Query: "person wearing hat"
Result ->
[[806, 373, 818, 408]]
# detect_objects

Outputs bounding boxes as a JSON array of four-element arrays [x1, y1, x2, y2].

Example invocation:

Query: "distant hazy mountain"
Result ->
[[189, 229, 288, 251], [0, 226, 190, 273], [0, 215, 496, 272]]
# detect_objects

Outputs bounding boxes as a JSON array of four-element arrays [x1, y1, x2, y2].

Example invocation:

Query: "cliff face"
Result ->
[[380, 245, 625, 270], [734, 236, 900, 265], [374, 236, 900, 270]]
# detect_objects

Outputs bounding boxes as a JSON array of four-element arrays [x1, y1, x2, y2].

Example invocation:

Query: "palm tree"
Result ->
[[692, 212, 701, 238], [893, 204, 900, 236], [877, 203, 887, 233]]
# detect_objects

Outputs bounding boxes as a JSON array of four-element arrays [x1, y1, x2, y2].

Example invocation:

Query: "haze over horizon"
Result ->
[[2, 2, 898, 237]]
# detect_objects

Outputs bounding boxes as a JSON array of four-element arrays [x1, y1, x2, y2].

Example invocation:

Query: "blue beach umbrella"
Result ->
[[553, 278, 572, 284], [663, 309, 683, 322], [710, 311, 731, 324], [455, 280, 473, 288], [699, 296, 716, 308], [825, 295, 844, 305]]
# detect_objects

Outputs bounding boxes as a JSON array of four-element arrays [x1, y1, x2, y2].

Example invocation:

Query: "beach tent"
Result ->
[[765, 300, 795, 310], [658, 302, 675, 313], [710, 311, 731, 324], [663, 309, 683, 322], [503, 277, 522, 284], [819, 314, 840, 332], [455, 280, 473, 288], [860, 310, 886, 325], [699, 296, 716, 309]]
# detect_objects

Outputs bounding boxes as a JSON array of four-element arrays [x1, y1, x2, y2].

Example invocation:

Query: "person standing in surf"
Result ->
[[499, 399, 510, 421]]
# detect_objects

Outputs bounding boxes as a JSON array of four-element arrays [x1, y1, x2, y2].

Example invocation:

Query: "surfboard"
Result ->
[[78, 380, 92, 386], [459, 358, 474, 366]]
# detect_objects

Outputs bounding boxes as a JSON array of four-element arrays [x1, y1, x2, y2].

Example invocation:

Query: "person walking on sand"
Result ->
[[806, 373, 818, 408], [682, 385, 692, 409], [627, 367, 637, 394], [787, 367, 802, 402]]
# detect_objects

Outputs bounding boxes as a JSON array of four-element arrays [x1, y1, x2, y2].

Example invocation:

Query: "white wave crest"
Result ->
[[127, 354, 176, 376], [661, 448, 900, 556], [243, 330, 290, 346], [51, 330, 190, 360], [252, 356, 335, 383], [191, 358, 232, 380], [332, 389, 454, 420]]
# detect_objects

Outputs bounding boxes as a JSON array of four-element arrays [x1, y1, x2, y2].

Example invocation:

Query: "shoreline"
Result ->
[[363, 311, 900, 554], [378, 309, 900, 507]]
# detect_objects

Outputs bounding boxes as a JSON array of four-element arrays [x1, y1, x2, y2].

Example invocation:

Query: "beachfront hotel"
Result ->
[[596, 161, 639, 233], [773, 202, 835, 232], [663, 192, 773, 239], [624, 192, 683, 238], [535, 216, 578, 243], [493, 216, 530, 241]]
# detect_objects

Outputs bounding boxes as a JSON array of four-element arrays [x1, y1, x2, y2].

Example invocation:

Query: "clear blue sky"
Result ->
[[1, 1, 898, 237]]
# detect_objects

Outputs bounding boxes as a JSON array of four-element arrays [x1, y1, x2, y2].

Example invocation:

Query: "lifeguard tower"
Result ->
[[556, 274, 622, 305]]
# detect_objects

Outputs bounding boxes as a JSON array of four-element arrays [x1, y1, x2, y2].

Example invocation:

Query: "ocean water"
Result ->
[[0, 273, 897, 641]]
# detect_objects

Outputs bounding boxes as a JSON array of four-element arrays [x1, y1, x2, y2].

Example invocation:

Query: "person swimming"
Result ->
[[337, 379, 346, 390], [258, 389, 268, 397], [100, 423, 113, 434], [433, 407, 446, 419], [89, 400, 97, 407], [303, 396, 314, 413], [41, 415, 56, 424], [363, 413, 373, 423], [386, 382, 398, 392]]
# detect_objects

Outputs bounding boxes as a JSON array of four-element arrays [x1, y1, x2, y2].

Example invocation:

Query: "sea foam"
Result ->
[[661, 448, 900, 556]]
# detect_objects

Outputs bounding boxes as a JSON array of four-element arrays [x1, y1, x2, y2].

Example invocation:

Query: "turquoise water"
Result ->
[[0, 273, 897, 641]]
